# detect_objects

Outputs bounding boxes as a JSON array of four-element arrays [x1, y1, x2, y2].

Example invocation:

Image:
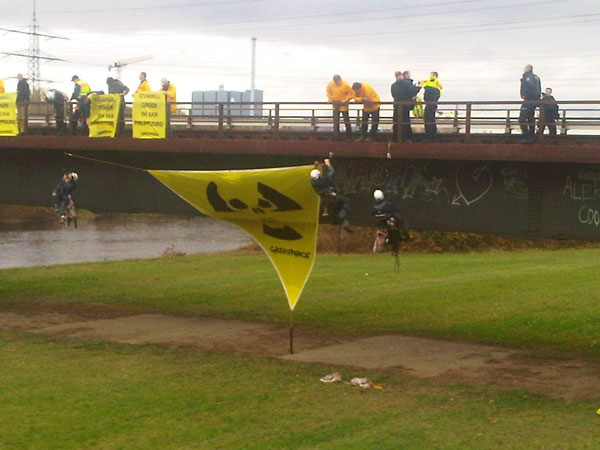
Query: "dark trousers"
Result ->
[[540, 118, 557, 135], [519, 103, 537, 140], [361, 108, 380, 138], [333, 109, 352, 138], [54, 103, 67, 135], [117, 101, 126, 136], [400, 105, 413, 141], [424, 103, 438, 140], [55, 194, 69, 215], [70, 98, 90, 135]]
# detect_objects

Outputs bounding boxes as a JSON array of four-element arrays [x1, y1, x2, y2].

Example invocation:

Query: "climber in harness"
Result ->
[[372, 189, 410, 270], [310, 158, 352, 232], [52, 171, 78, 227]]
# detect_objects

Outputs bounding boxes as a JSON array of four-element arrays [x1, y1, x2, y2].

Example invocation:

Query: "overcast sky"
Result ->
[[1, 0, 598, 103]]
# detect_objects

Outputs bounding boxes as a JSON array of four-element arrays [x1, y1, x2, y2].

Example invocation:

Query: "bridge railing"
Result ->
[[17, 100, 600, 137]]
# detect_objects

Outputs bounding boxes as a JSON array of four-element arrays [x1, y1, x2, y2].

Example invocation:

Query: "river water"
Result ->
[[0, 215, 253, 269]]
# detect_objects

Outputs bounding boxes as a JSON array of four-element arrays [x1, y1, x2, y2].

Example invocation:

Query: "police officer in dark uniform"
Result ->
[[540, 87, 559, 135], [519, 64, 541, 143]]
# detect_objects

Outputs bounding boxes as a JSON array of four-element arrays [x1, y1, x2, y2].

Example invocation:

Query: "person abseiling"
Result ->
[[70, 75, 91, 135], [519, 64, 541, 144], [352, 82, 381, 142], [392, 71, 421, 142], [45, 89, 69, 135], [326, 74, 354, 140], [310, 158, 352, 232], [52, 171, 78, 224], [420, 72, 443, 142], [136, 72, 151, 93], [372, 189, 410, 270], [540, 87, 559, 136]]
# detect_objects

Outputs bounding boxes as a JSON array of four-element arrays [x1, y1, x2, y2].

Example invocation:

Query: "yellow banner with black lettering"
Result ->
[[148, 166, 320, 310], [89, 94, 121, 138], [0, 93, 18, 137], [133, 92, 166, 139]]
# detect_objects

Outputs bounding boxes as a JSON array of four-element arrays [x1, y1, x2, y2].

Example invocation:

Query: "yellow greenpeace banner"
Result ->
[[0, 93, 18, 137], [149, 166, 320, 310], [89, 94, 121, 138], [132, 92, 166, 139]]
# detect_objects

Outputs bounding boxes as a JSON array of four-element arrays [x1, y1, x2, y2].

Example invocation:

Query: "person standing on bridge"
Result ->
[[419, 72, 443, 142], [16, 74, 31, 134], [107, 77, 130, 136], [160, 78, 177, 114], [0, 77, 4, 93], [326, 75, 354, 140], [352, 82, 381, 141], [392, 71, 421, 143], [136, 72, 151, 93], [540, 87, 559, 136], [70, 75, 91, 136], [519, 64, 541, 143], [390, 71, 404, 141]]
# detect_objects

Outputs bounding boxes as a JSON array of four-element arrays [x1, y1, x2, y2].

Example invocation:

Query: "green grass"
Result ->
[[3, 249, 600, 355], [1, 331, 599, 450]]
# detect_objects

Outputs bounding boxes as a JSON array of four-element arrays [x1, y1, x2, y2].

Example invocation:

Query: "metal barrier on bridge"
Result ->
[[16, 100, 600, 138]]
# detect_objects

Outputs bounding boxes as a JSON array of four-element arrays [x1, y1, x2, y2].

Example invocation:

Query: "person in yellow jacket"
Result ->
[[352, 82, 381, 141], [326, 74, 354, 140], [419, 72, 443, 141], [136, 72, 151, 93], [70, 75, 91, 135], [160, 77, 177, 114], [0, 78, 4, 93]]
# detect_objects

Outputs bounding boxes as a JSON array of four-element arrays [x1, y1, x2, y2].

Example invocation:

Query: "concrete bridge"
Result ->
[[3, 99, 600, 240]]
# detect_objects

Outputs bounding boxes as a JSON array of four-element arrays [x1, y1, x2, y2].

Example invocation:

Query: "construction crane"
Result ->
[[108, 55, 153, 80]]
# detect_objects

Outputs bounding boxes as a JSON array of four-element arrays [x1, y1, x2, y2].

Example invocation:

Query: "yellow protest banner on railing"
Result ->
[[148, 166, 320, 310], [0, 93, 19, 137], [132, 92, 166, 139], [89, 94, 121, 138]]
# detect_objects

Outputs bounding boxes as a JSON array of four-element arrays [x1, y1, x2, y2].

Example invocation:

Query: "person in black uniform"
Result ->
[[519, 64, 541, 143], [391, 70, 421, 142], [540, 87, 559, 135], [16, 74, 30, 133], [106, 77, 130, 136], [390, 71, 403, 141], [45, 89, 69, 135], [310, 158, 352, 232]]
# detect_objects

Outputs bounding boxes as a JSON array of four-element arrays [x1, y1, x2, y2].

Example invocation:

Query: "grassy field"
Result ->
[[2, 249, 600, 356], [2, 330, 599, 450]]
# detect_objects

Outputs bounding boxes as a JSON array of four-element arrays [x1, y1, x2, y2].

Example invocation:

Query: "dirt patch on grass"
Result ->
[[2, 311, 599, 401]]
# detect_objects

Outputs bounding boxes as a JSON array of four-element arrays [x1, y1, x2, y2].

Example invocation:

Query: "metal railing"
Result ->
[[13, 100, 600, 138]]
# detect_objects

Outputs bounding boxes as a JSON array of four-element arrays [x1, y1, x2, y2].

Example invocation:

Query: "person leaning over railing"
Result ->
[[352, 81, 381, 142], [160, 77, 177, 114], [45, 89, 69, 136], [107, 77, 130, 136], [326, 74, 354, 141], [16, 74, 30, 134]]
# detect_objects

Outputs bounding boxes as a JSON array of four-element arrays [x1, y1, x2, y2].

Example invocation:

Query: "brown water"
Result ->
[[0, 215, 253, 269]]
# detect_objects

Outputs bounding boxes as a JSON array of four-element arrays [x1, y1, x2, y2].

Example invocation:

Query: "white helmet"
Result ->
[[310, 169, 321, 180], [45, 90, 55, 102], [373, 189, 384, 201], [71, 172, 79, 181], [160, 77, 168, 84]]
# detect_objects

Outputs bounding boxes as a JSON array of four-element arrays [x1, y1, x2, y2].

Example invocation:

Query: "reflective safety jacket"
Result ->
[[71, 80, 90, 100], [326, 80, 354, 112], [137, 79, 151, 93], [353, 83, 381, 112], [163, 82, 177, 113], [0, 78, 4, 93], [420, 76, 443, 102]]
